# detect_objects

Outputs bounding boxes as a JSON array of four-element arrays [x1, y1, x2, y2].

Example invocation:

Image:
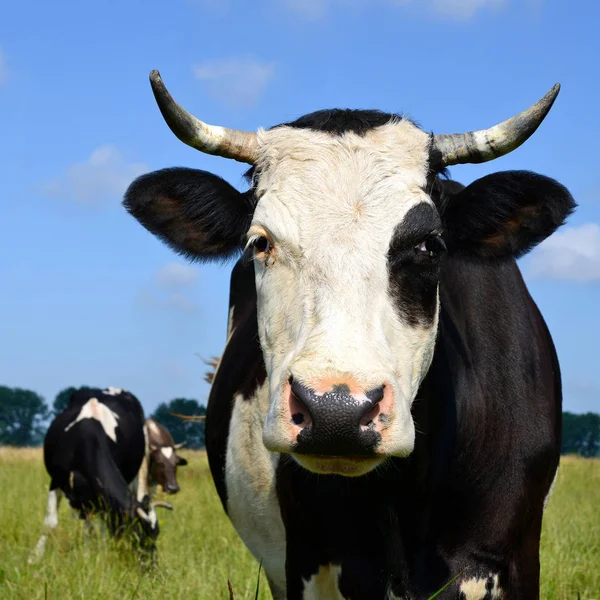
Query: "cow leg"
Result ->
[[29, 486, 63, 564]]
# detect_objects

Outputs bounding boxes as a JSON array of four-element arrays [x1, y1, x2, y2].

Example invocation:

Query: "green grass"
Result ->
[[0, 448, 598, 599]]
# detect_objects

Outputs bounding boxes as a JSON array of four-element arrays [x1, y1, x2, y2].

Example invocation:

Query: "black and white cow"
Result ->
[[30, 387, 169, 562], [122, 71, 575, 599]]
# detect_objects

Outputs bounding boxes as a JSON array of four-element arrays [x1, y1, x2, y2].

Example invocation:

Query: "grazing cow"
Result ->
[[122, 70, 576, 599], [31, 387, 170, 562], [145, 418, 188, 495]]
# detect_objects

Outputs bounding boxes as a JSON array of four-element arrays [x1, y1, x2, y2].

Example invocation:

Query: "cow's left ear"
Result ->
[[176, 456, 188, 467], [439, 171, 576, 259]]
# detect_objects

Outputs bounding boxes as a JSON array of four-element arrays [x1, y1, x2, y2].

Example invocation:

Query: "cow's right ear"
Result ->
[[123, 167, 255, 262]]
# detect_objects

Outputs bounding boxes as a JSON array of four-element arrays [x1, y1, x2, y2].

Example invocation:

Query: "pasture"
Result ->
[[0, 448, 598, 599]]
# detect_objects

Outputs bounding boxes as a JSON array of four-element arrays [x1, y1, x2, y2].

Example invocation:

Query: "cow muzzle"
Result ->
[[272, 376, 399, 476]]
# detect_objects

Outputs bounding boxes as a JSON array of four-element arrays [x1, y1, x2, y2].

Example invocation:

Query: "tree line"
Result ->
[[0, 385, 206, 449], [1, 384, 598, 457]]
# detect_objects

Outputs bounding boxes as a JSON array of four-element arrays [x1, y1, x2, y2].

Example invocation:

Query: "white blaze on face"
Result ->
[[252, 121, 439, 459], [64, 398, 120, 442], [160, 446, 174, 459]]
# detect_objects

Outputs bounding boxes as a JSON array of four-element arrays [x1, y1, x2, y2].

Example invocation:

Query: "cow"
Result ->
[[122, 70, 576, 599], [145, 417, 188, 495], [30, 387, 171, 563]]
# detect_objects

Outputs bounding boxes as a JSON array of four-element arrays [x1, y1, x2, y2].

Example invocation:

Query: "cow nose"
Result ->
[[164, 483, 180, 494], [289, 378, 385, 456]]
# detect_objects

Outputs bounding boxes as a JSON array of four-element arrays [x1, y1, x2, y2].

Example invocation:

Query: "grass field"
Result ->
[[0, 448, 598, 599]]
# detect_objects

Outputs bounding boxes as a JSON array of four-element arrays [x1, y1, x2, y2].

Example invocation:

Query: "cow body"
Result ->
[[123, 76, 575, 599], [207, 248, 561, 599], [31, 387, 159, 561]]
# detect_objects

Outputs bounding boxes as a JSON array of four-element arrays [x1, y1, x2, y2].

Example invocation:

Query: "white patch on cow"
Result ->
[[102, 386, 122, 396], [252, 121, 438, 462], [29, 489, 63, 563], [544, 465, 559, 511], [64, 397, 120, 442], [226, 384, 287, 596], [459, 573, 503, 599], [161, 446, 174, 459], [302, 564, 344, 600]]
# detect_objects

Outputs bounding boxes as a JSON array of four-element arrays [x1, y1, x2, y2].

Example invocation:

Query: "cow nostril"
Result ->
[[289, 381, 312, 429], [360, 402, 381, 430], [366, 385, 385, 404]]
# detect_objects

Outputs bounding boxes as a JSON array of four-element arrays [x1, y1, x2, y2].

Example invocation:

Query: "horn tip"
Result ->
[[149, 70, 163, 89]]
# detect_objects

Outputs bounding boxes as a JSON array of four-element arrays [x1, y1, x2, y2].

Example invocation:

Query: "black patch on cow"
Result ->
[[439, 170, 576, 260], [387, 203, 444, 327], [277, 108, 399, 136], [205, 255, 266, 511], [123, 167, 255, 263]]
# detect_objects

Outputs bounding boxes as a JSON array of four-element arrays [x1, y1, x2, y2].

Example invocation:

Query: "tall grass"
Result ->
[[0, 449, 597, 599]]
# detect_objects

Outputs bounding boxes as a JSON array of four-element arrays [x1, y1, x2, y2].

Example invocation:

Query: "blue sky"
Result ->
[[1, 0, 599, 416]]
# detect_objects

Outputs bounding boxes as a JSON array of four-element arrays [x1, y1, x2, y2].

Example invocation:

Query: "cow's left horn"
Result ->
[[432, 84, 560, 167], [173, 441, 186, 449], [149, 70, 259, 165], [152, 501, 174, 511]]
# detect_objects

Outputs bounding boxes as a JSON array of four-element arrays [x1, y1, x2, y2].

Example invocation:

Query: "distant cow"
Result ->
[[30, 387, 170, 562], [123, 71, 576, 598], [145, 418, 188, 495]]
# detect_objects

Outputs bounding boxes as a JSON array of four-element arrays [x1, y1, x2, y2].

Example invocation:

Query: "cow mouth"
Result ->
[[290, 453, 384, 477]]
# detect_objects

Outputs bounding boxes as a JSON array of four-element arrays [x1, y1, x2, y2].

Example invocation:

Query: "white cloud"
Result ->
[[527, 223, 600, 282], [192, 57, 275, 108], [42, 145, 148, 206], [279, 0, 512, 20], [134, 289, 199, 315], [0, 47, 8, 86], [156, 262, 199, 288], [163, 293, 199, 313], [135, 263, 200, 315]]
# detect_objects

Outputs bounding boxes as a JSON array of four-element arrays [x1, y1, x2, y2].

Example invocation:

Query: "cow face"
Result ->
[[124, 75, 575, 476], [247, 121, 441, 474], [149, 445, 188, 494]]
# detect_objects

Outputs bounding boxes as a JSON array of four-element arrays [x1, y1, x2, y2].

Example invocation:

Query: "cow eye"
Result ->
[[253, 236, 271, 254], [414, 233, 446, 257]]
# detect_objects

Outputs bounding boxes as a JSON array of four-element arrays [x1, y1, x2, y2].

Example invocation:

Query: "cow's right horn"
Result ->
[[149, 70, 259, 165]]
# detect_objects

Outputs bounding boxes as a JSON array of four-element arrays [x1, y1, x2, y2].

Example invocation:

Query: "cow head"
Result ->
[[145, 419, 188, 494], [148, 442, 188, 494], [124, 71, 575, 477]]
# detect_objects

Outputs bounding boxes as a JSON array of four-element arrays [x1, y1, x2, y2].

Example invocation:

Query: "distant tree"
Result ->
[[151, 398, 206, 450], [53, 385, 95, 417], [0, 386, 50, 446], [562, 412, 600, 458]]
